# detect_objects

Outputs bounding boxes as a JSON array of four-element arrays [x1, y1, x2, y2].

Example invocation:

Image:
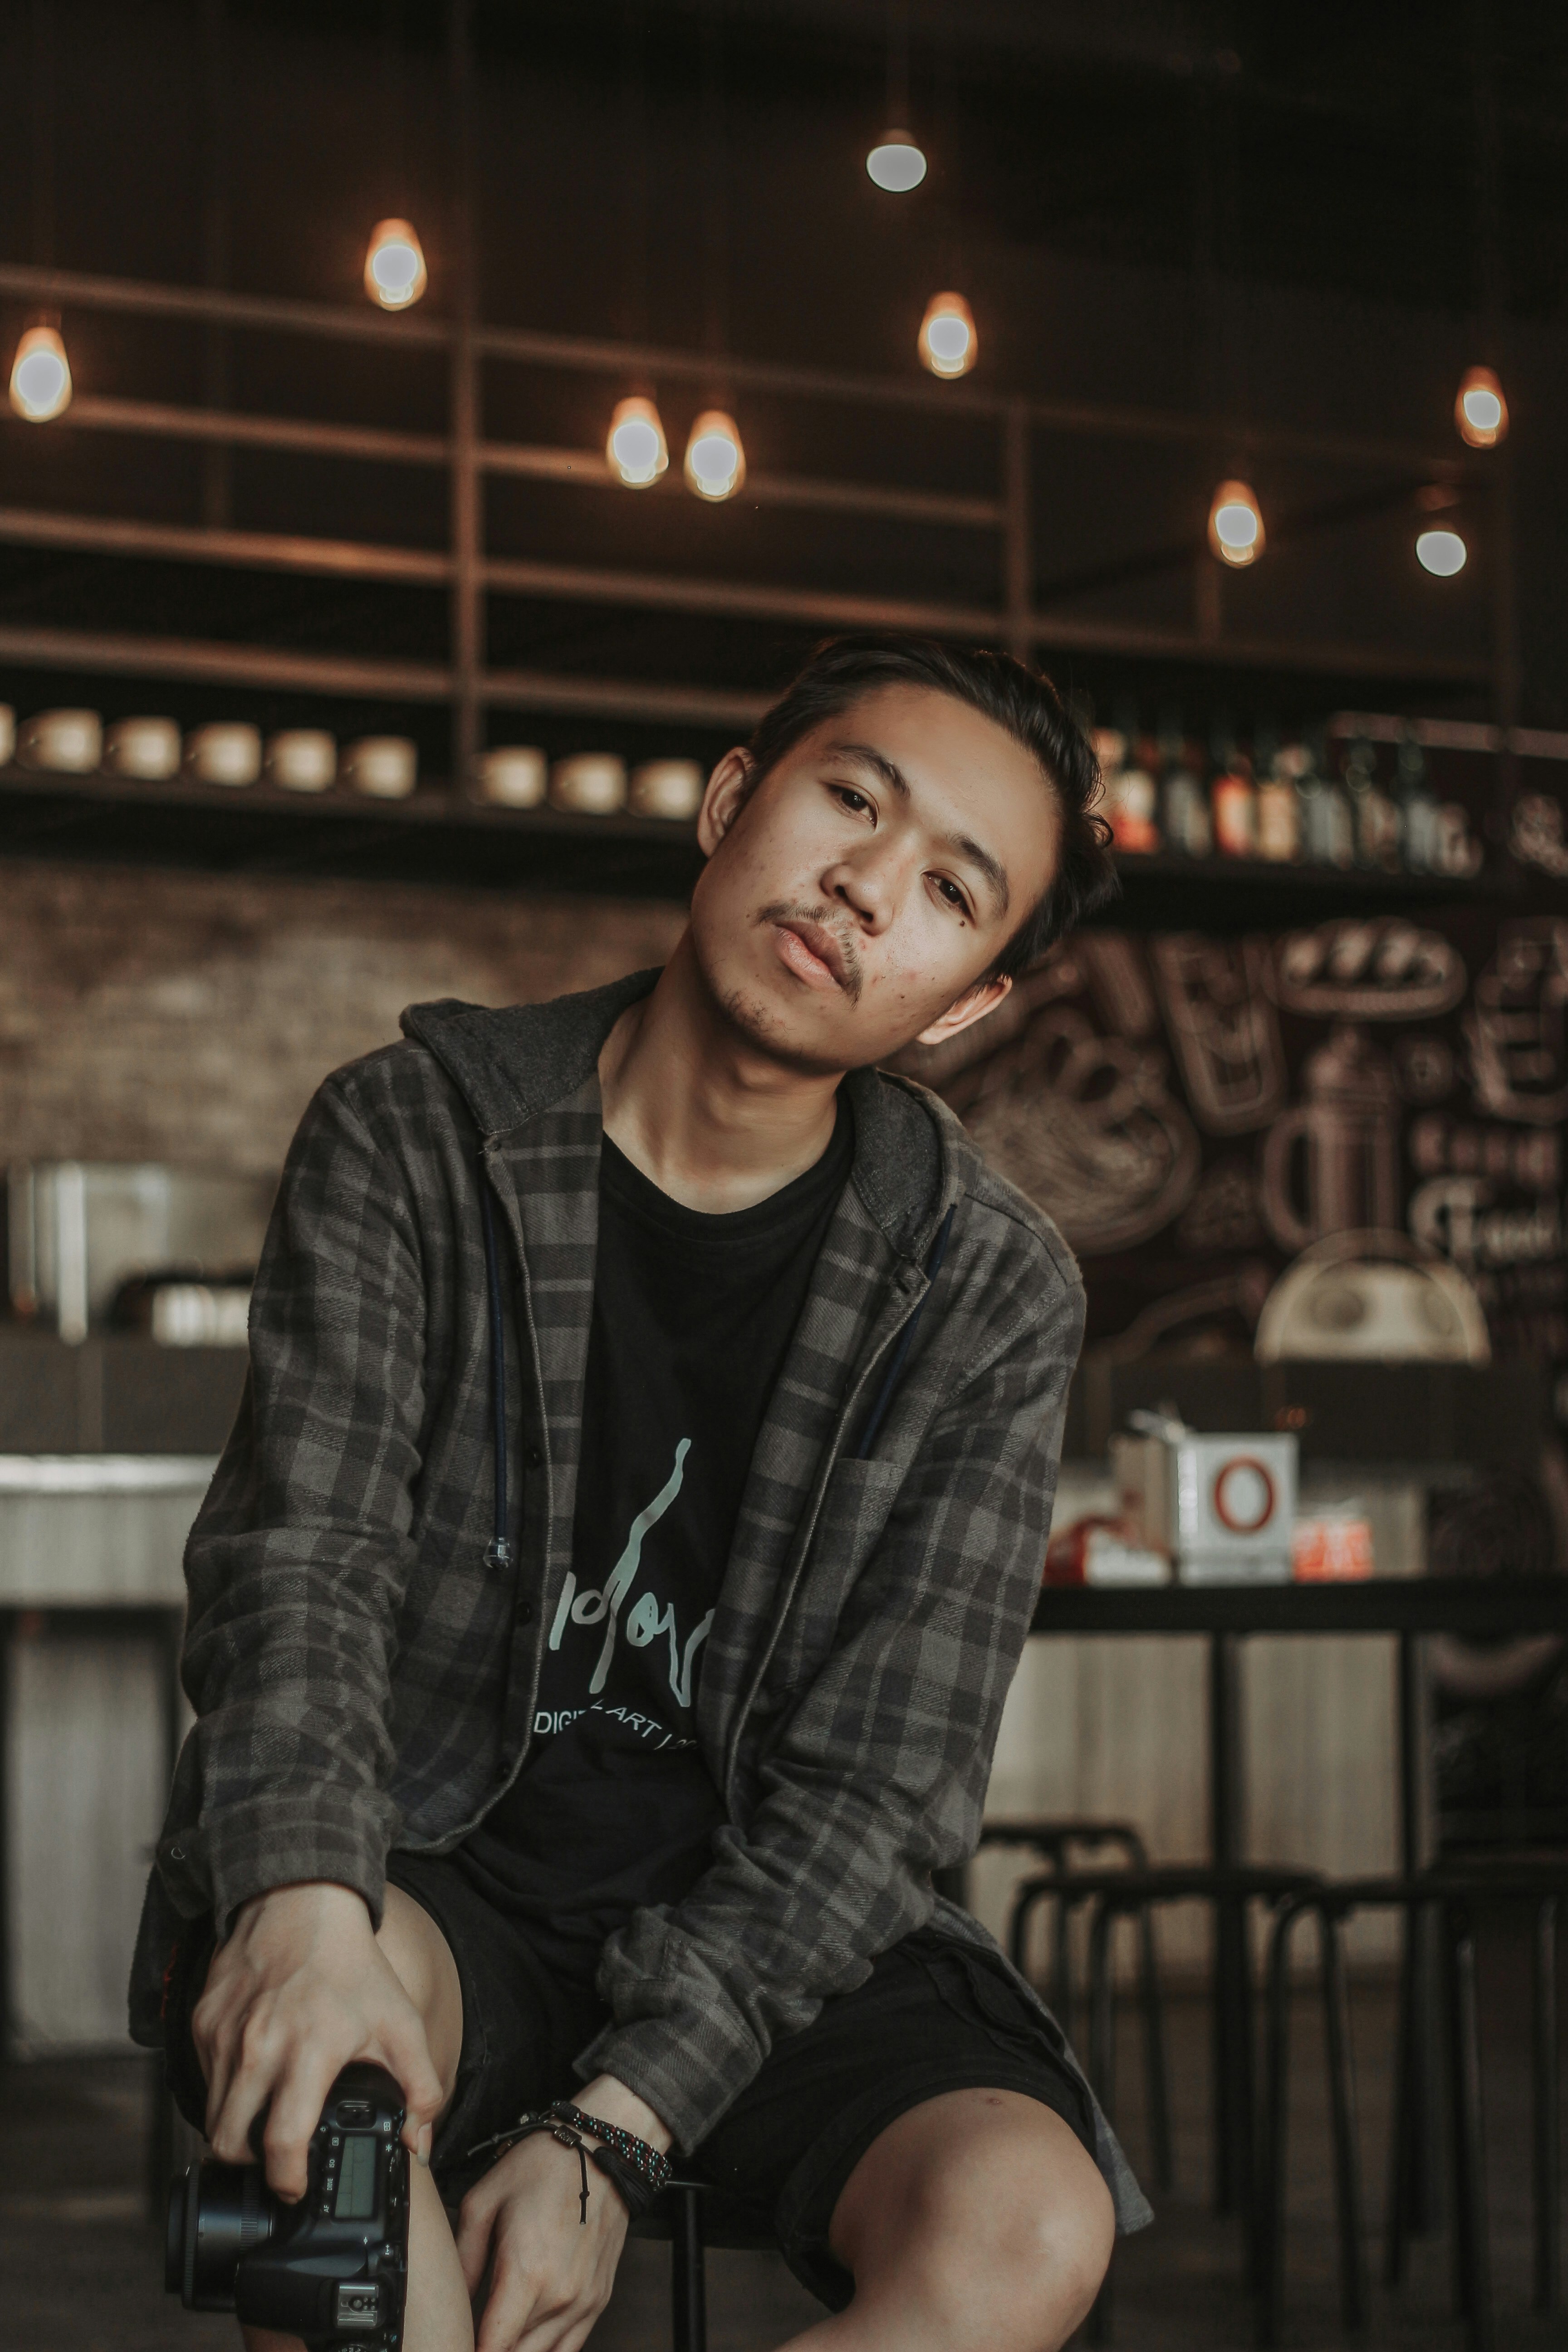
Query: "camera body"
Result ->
[[166, 2063, 410, 2350]]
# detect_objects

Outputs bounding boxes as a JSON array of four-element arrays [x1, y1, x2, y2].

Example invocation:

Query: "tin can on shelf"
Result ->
[[550, 754, 627, 815], [341, 736, 417, 799], [628, 759, 704, 820], [103, 717, 182, 780], [264, 730, 337, 794], [184, 723, 262, 787], [18, 708, 103, 774], [473, 746, 548, 807]]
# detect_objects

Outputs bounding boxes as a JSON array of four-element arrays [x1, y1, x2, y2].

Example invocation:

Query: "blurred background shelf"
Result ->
[[0, 761, 1515, 914]]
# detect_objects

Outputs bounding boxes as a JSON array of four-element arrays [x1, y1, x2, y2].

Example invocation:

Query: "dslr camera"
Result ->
[[166, 2063, 410, 2349]]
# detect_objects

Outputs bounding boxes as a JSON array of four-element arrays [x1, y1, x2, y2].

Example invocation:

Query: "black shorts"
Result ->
[[163, 1852, 1096, 2311]]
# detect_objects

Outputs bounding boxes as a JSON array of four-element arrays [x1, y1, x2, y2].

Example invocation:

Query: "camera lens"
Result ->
[[165, 2160, 275, 2311]]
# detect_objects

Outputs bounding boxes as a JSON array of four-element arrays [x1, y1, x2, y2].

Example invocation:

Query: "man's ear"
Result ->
[[915, 971, 1013, 1047], [696, 748, 754, 856]]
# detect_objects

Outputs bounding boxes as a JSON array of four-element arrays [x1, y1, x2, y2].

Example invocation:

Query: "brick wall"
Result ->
[[0, 860, 687, 1180]]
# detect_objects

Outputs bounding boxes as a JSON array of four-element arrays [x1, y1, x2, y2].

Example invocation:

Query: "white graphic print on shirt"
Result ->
[[545, 1438, 715, 1712]]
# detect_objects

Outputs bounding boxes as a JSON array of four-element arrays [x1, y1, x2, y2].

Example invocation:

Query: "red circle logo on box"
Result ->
[[1211, 1456, 1276, 1535]]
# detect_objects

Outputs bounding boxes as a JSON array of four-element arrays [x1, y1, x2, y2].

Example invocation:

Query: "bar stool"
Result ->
[[980, 1817, 1174, 2194], [1041, 1863, 1322, 2345], [1255, 1868, 1565, 2352]]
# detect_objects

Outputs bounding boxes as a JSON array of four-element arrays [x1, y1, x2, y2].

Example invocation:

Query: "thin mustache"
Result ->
[[757, 901, 862, 999]]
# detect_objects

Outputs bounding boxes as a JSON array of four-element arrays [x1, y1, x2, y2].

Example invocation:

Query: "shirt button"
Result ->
[[525, 1446, 543, 1469], [516, 1601, 535, 1625]]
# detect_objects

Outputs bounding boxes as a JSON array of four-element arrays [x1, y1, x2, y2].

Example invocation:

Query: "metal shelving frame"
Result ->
[[0, 5, 1515, 848]]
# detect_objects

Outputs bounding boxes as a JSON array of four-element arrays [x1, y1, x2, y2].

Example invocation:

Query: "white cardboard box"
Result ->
[[1112, 1430, 1298, 1583]]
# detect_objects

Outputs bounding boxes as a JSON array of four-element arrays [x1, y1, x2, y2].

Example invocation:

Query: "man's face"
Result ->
[[688, 682, 1063, 1074]]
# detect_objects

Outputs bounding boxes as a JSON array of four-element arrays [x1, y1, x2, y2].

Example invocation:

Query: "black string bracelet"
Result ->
[[464, 2117, 594, 2222], [464, 2102, 670, 2225]]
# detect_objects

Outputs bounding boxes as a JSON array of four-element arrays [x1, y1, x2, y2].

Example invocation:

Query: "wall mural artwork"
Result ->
[[891, 834, 1568, 1429], [948, 1004, 1200, 1255], [1148, 936, 1286, 1134]]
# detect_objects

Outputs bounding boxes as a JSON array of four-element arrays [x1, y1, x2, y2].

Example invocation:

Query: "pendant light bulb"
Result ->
[[1416, 527, 1468, 577], [918, 291, 977, 379], [866, 129, 926, 192], [1208, 478, 1264, 567], [9, 322, 72, 422], [607, 395, 669, 488], [1455, 364, 1507, 449], [683, 409, 745, 502], [364, 218, 428, 309]]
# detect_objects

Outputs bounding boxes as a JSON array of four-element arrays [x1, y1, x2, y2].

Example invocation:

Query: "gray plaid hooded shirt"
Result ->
[[130, 969, 1149, 2233]]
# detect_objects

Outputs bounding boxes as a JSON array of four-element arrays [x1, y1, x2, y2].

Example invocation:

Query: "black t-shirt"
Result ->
[[456, 1096, 854, 1980]]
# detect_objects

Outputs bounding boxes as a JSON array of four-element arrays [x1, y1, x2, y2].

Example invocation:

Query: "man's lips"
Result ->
[[774, 917, 853, 993]]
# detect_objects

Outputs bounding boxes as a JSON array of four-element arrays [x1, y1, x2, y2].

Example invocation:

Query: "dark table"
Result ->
[[1024, 1576, 1568, 2215]]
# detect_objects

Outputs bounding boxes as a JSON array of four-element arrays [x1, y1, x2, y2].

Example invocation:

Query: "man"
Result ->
[[132, 633, 1150, 2352]]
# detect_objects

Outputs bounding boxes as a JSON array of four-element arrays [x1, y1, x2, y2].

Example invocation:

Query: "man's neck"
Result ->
[[598, 934, 843, 1213]]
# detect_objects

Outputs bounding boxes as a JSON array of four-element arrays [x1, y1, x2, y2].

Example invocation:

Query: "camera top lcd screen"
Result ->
[[333, 2136, 378, 2222]]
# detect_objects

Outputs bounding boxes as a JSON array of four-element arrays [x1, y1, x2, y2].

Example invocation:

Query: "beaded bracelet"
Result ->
[[546, 2100, 672, 2195]]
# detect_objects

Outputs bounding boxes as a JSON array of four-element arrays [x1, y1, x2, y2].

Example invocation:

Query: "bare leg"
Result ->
[[775, 2087, 1114, 2352], [234, 1886, 472, 2352]]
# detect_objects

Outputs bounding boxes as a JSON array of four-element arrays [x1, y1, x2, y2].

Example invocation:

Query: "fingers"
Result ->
[[373, 2006, 446, 2165], [260, 2042, 352, 2203], [516, 2311, 598, 2352], [205, 2004, 287, 2169], [456, 2181, 500, 2300], [475, 2250, 556, 2352]]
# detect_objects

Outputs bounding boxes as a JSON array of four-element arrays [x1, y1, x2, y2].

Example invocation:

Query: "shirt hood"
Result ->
[[400, 970, 960, 1264]]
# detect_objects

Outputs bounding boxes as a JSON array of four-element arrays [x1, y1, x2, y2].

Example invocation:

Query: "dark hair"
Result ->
[[740, 633, 1119, 977]]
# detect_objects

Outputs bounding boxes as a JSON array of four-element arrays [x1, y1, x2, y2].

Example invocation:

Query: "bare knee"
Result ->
[[833, 2090, 1114, 2351]]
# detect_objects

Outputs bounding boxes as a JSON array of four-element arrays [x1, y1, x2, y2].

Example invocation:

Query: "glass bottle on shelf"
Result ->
[[1093, 705, 1160, 853], [1254, 720, 1300, 862], [1396, 729, 1439, 872], [1343, 734, 1402, 870], [1209, 714, 1257, 857], [1289, 735, 1353, 867], [1431, 799, 1483, 877], [1159, 710, 1210, 857]]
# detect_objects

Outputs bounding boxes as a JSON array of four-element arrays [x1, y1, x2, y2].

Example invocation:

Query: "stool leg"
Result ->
[[1444, 1905, 1493, 2352], [1383, 1906, 1418, 2287], [1008, 1880, 1041, 1976], [1087, 1902, 1118, 2348], [1255, 1903, 1298, 2347], [1321, 1909, 1368, 2334], [1052, 1891, 1075, 2049], [671, 2186, 707, 2352], [1534, 1897, 1560, 2316], [1137, 1902, 1174, 2195]]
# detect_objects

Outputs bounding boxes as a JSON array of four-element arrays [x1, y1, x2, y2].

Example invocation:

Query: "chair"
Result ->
[[976, 1817, 1174, 2194], [1255, 1867, 1566, 2352]]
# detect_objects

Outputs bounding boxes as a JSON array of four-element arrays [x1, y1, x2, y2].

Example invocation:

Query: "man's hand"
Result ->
[[192, 1880, 446, 2202], [457, 2074, 673, 2352]]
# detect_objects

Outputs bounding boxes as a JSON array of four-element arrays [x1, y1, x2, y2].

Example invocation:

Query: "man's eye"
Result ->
[[934, 876, 970, 914], [829, 783, 872, 815]]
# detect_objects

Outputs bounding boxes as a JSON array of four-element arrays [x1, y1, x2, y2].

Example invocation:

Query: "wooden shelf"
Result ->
[[1101, 847, 1504, 932], [0, 764, 706, 899], [0, 762, 1514, 916]]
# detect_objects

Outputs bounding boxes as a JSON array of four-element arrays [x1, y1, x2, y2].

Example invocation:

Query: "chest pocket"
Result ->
[[763, 1453, 907, 1695]]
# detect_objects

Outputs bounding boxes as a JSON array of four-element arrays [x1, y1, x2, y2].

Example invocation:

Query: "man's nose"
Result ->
[[821, 847, 897, 931]]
